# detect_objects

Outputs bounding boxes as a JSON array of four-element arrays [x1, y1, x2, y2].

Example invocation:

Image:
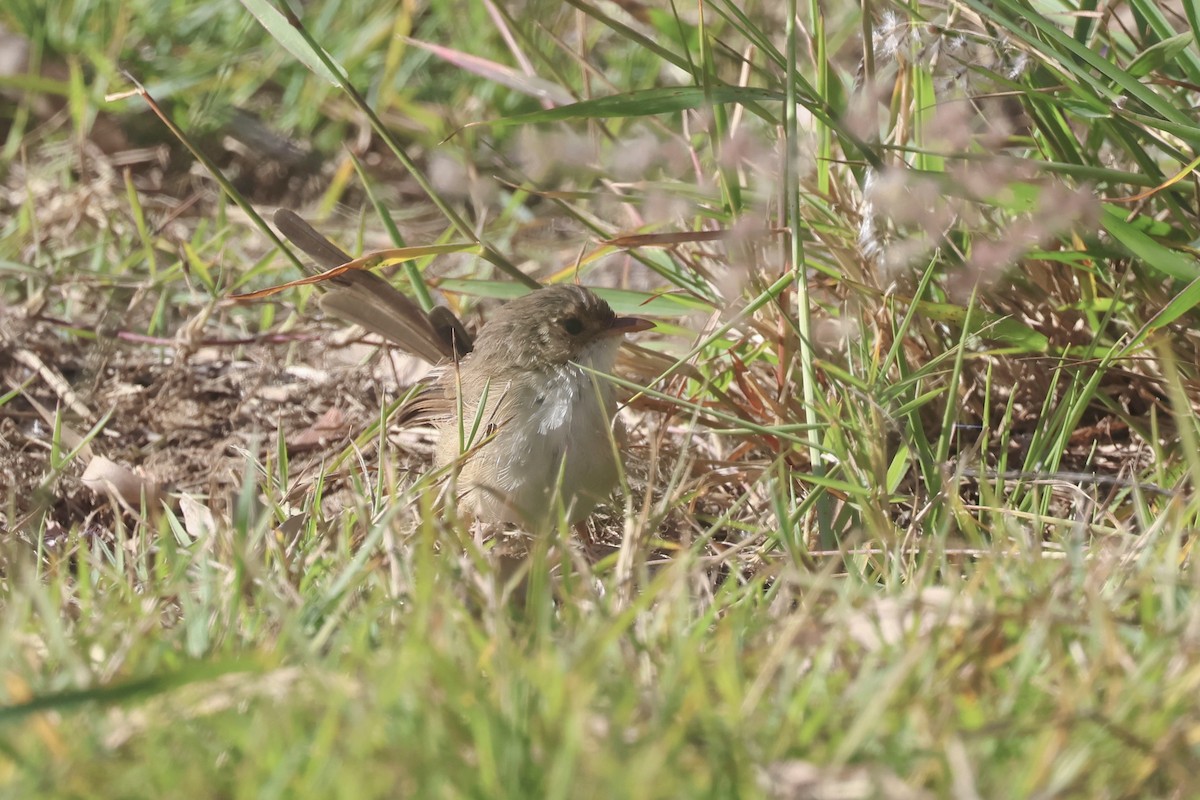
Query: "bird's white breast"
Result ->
[[467, 336, 623, 524]]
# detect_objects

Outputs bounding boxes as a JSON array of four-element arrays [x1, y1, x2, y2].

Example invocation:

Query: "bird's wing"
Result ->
[[396, 375, 452, 428]]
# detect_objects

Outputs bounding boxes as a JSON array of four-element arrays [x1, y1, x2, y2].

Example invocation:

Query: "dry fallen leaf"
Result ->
[[80, 456, 162, 510], [179, 494, 218, 542], [288, 407, 349, 452]]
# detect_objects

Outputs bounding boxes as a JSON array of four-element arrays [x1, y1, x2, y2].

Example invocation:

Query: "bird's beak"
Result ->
[[604, 315, 655, 337]]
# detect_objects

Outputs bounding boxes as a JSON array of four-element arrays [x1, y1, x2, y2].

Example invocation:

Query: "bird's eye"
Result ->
[[561, 316, 584, 335]]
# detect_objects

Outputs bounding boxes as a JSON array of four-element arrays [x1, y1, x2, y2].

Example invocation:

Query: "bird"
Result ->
[[273, 209, 653, 527]]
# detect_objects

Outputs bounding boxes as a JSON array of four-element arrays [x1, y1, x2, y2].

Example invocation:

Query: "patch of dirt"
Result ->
[[0, 304, 435, 550]]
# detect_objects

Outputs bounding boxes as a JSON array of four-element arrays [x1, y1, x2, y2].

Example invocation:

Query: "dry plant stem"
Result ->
[[10, 346, 94, 420], [785, 0, 831, 550]]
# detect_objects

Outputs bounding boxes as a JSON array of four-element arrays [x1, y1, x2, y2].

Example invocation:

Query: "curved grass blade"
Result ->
[[463, 86, 785, 129]]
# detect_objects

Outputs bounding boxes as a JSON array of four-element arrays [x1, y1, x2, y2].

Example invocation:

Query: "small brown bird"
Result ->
[[274, 210, 653, 526]]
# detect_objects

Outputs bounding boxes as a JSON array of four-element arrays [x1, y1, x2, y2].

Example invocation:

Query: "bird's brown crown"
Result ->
[[470, 285, 619, 369]]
